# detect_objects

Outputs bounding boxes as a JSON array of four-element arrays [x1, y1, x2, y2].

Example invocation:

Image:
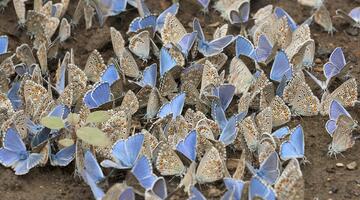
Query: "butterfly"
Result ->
[[314, 5, 336, 34], [228, 57, 255, 95], [319, 78, 358, 116], [176, 130, 197, 161], [196, 146, 226, 184], [280, 125, 305, 161], [100, 63, 120, 86], [59, 18, 71, 42], [193, 18, 234, 57], [161, 14, 188, 45], [274, 158, 304, 200], [7, 82, 22, 110], [145, 177, 168, 200], [283, 72, 320, 116], [272, 126, 291, 139], [212, 102, 246, 145], [0, 35, 8, 55], [297, 0, 323, 9], [270, 50, 293, 82], [325, 100, 357, 136], [159, 45, 178, 77], [229, 1, 250, 24], [196, 0, 210, 11], [249, 177, 276, 200], [13, 0, 26, 25], [103, 183, 135, 200], [131, 155, 158, 190], [176, 32, 198, 58], [127, 3, 179, 34], [129, 30, 150, 61], [16, 44, 37, 67], [0, 128, 45, 175], [83, 82, 112, 109], [84, 50, 107, 82], [50, 144, 76, 166], [157, 93, 185, 119], [81, 150, 105, 200], [155, 142, 186, 176], [306, 47, 346, 91], [101, 134, 144, 169], [247, 152, 281, 185], [89, 0, 127, 26], [336, 7, 360, 28], [274, 7, 298, 31], [189, 186, 206, 200], [135, 63, 157, 88], [222, 178, 245, 200], [119, 48, 141, 79], [84, 3, 95, 30]]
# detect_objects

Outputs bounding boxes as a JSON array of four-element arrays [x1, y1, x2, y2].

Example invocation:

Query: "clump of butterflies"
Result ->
[[0, 0, 359, 199]]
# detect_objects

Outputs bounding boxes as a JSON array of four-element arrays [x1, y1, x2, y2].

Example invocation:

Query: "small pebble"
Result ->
[[315, 58, 322, 64], [336, 163, 345, 167], [327, 177, 331, 181], [347, 161, 357, 170]]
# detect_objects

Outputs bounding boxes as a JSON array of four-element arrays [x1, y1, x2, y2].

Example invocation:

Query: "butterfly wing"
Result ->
[[119, 187, 135, 200], [84, 150, 104, 182], [125, 134, 144, 167], [50, 144, 76, 166], [131, 156, 157, 190], [223, 178, 245, 200], [274, 7, 298, 31], [329, 100, 351, 121], [249, 177, 276, 200], [258, 152, 281, 185], [160, 46, 177, 77], [272, 126, 290, 139], [324, 47, 346, 79], [280, 125, 305, 160], [0, 35, 8, 54], [3, 128, 26, 153], [101, 64, 120, 86], [0, 148, 20, 167], [176, 130, 197, 161], [170, 92, 186, 118], [90, 82, 111, 107], [156, 3, 179, 32], [270, 50, 292, 82], [189, 186, 206, 200], [255, 34, 273, 62], [235, 36, 256, 59], [177, 32, 197, 57], [141, 63, 157, 87]]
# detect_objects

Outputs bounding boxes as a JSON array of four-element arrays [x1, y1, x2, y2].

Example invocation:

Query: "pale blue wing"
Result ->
[[160, 47, 177, 77], [193, 18, 205, 41], [83, 90, 98, 109], [14, 153, 43, 175], [274, 7, 298, 31], [258, 152, 280, 185], [213, 84, 235, 110], [131, 156, 157, 190], [0, 35, 8, 54], [349, 7, 360, 21], [50, 144, 76, 166], [235, 36, 256, 59], [0, 148, 20, 167], [325, 119, 336, 136], [101, 63, 120, 85], [7, 82, 22, 110], [208, 35, 234, 50], [156, 3, 179, 32], [142, 63, 157, 87], [329, 47, 346, 72], [329, 100, 351, 120], [280, 125, 304, 160], [177, 32, 197, 57], [249, 177, 276, 200], [219, 115, 239, 146], [91, 0, 127, 26], [223, 178, 245, 200], [170, 92, 186, 118], [128, 15, 157, 33], [189, 186, 207, 200], [255, 35, 273, 62], [157, 102, 172, 119], [55, 63, 66, 94], [3, 128, 26, 153], [270, 50, 292, 82], [91, 82, 111, 107], [119, 187, 135, 200], [276, 75, 287, 97], [84, 150, 104, 182], [83, 171, 105, 200], [238, 1, 250, 23], [272, 126, 290, 139], [124, 134, 144, 167], [48, 104, 70, 119], [197, 0, 210, 9], [176, 130, 197, 161], [211, 102, 228, 130], [149, 177, 167, 199]]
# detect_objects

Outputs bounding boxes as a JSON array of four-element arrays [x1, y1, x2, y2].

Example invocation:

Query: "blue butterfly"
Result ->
[[56, 61, 66, 94], [176, 130, 197, 161], [101, 134, 144, 169], [90, 0, 128, 26], [119, 187, 135, 200], [222, 178, 245, 200], [196, 0, 210, 11], [229, 1, 250, 24], [81, 150, 105, 200], [325, 100, 352, 136], [275, 75, 288, 97], [256, 35, 273, 62], [272, 126, 290, 139], [100, 63, 120, 86], [48, 104, 70, 119], [0, 35, 8, 55], [193, 18, 234, 57], [176, 32, 198, 57], [212, 102, 247, 145], [160, 45, 178, 77], [247, 152, 280, 185], [157, 92, 185, 119], [83, 82, 112, 109], [280, 125, 305, 161], [145, 177, 168, 200], [50, 144, 76, 166], [14, 63, 36, 76], [0, 128, 45, 175], [235, 36, 257, 60], [131, 156, 158, 190], [212, 84, 235, 111], [270, 50, 292, 82], [274, 7, 298, 31], [136, 63, 157, 88], [128, 3, 179, 33], [249, 177, 276, 200], [189, 186, 207, 200], [7, 82, 22, 110]]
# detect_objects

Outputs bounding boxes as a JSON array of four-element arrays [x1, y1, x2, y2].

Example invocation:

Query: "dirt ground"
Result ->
[[0, 0, 360, 199]]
